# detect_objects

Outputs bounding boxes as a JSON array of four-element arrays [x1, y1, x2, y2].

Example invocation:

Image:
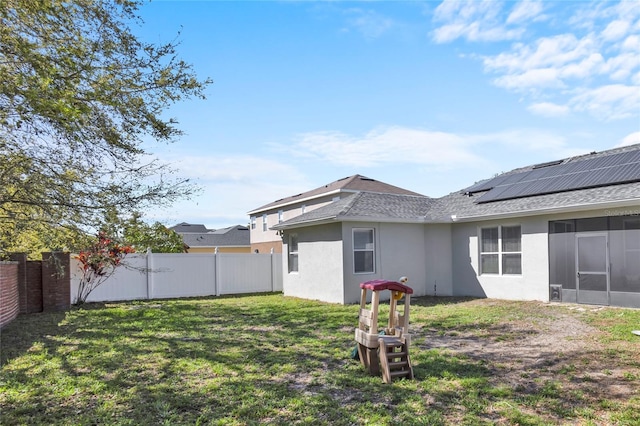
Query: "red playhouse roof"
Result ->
[[360, 279, 414, 294]]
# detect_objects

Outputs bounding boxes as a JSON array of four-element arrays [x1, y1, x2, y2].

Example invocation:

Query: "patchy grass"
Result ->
[[1, 295, 639, 425]]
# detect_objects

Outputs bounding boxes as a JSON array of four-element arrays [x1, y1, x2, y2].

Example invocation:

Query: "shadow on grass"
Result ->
[[2, 295, 639, 425]]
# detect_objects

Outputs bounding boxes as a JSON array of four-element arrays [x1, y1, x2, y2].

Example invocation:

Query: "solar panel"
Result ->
[[475, 149, 640, 203]]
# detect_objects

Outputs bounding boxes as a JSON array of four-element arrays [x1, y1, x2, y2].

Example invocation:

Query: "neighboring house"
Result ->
[[272, 144, 640, 308], [169, 223, 251, 254], [247, 175, 422, 254]]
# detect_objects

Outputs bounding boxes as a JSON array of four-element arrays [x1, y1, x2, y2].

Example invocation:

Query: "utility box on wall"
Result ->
[[550, 284, 562, 302]]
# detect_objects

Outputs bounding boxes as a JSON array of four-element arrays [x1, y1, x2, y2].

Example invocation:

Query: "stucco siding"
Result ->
[[341, 222, 430, 304], [424, 224, 454, 296], [281, 223, 344, 303], [452, 217, 549, 301]]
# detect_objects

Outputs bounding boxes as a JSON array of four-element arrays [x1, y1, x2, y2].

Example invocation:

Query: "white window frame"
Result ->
[[278, 209, 284, 223], [250, 216, 256, 230], [623, 218, 640, 269], [479, 225, 522, 276], [301, 204, 306, 214], [288, 233, 299, 273], [262, 214, 268, 232], [353, 228, 375, 274]]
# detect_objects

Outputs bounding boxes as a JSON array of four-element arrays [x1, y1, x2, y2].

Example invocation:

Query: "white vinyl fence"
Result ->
[[70, 252, 283, 303]]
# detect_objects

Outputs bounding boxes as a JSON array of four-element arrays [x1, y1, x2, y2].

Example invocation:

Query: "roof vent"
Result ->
[[359, 177, 375, 181]]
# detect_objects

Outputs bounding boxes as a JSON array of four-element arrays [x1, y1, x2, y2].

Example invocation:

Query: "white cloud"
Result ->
[[483, 34, 596, 74], [615, 131, 640, 147], [506, 0, 545, 24], [150, 155, 313, 227], [292, 126, 485, 169], [288, 126, 578, 170], [432, 0, 524, 43], [475, 129, 573, 154], [343, 8, 395, 39], [622, 34, 640, 51], [527, 102, 570, 117], [434, 0, 640, 121], [570, 84, 640, 121], [601, 19, 631, 41], [493, 67, 563, 90]]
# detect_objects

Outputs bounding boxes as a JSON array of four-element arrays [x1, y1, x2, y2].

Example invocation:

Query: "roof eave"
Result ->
[[451, 198, 640, 223], [271, 216, 339, 231], [272, 214, 438, 230]]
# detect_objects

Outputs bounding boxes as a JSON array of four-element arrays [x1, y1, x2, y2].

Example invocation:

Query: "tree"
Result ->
[[0, 0, 211, 257], [74, 231, 134, 304], [101, 210, 186, 253]]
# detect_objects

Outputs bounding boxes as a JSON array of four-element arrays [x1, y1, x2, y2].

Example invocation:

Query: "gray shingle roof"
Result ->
[[272, 192, 437, 229], [272, 144, 640, 229], [169, 223, 211, 233], [249, 174, 423, 214], [178, 225, 250, 247], [432, 181, 640, 222]]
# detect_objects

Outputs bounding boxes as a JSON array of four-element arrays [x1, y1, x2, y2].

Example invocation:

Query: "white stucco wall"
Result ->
[[452, 217, 549, 301], [281, 223, 345, 303], [424, 224, 454, 296], [342, 221, 434, 304]]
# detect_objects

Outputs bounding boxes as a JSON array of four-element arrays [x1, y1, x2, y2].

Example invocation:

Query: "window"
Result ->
[[301, 204, 306, 214], [250, 216, 256, 230], [353, 228, 375, 274], [262, 214, 267, 232], [501, 225, 522, 275], [278, 210, 284, 223], [480, 225, 521, 275], [480, 227, 499, 274], [288, 233, 299, 273]]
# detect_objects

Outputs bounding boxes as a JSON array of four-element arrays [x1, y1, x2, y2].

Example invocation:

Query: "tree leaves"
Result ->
[[0, 0, 211, 255]]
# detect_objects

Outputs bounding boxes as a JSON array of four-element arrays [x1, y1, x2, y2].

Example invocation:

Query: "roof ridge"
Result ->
[[337, 192, 364, 216]]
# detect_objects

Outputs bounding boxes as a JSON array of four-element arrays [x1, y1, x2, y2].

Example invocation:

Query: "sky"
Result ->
[[133, 0, 640, 230]]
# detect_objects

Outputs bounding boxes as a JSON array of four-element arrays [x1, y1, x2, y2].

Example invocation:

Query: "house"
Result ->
[[270, 144, 640, 308], [247, 174, 422, 254], [169, 223, 251, 254]]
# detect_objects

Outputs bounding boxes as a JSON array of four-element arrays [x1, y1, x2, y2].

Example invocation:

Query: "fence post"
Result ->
[[214, 247, 220, 296], [146, 248, 153, 300], [270, 248, 275, 292]]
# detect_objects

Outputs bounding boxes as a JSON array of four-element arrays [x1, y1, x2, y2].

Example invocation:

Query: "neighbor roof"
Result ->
[[248, 174, 423, 214], [169, 223, 211, 233], [180, 225, 250, 247]]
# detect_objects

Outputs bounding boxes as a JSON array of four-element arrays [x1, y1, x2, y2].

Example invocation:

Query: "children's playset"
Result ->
[[354, 278, 414, 384]]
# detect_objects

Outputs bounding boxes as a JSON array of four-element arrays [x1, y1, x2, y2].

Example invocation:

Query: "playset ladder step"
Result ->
[[379, 337, 414, 384], [389, 369, 412, 379], [388, 361, 408, 369]]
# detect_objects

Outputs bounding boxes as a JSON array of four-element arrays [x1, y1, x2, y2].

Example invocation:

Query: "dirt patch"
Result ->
[[416, 302, 639, 413]]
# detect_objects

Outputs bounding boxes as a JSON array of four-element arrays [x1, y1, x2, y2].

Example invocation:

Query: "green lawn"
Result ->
[[1, 294, 639, 425]]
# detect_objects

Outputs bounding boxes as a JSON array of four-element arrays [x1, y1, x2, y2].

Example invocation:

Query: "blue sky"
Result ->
[[135, 0, 640, 230]]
